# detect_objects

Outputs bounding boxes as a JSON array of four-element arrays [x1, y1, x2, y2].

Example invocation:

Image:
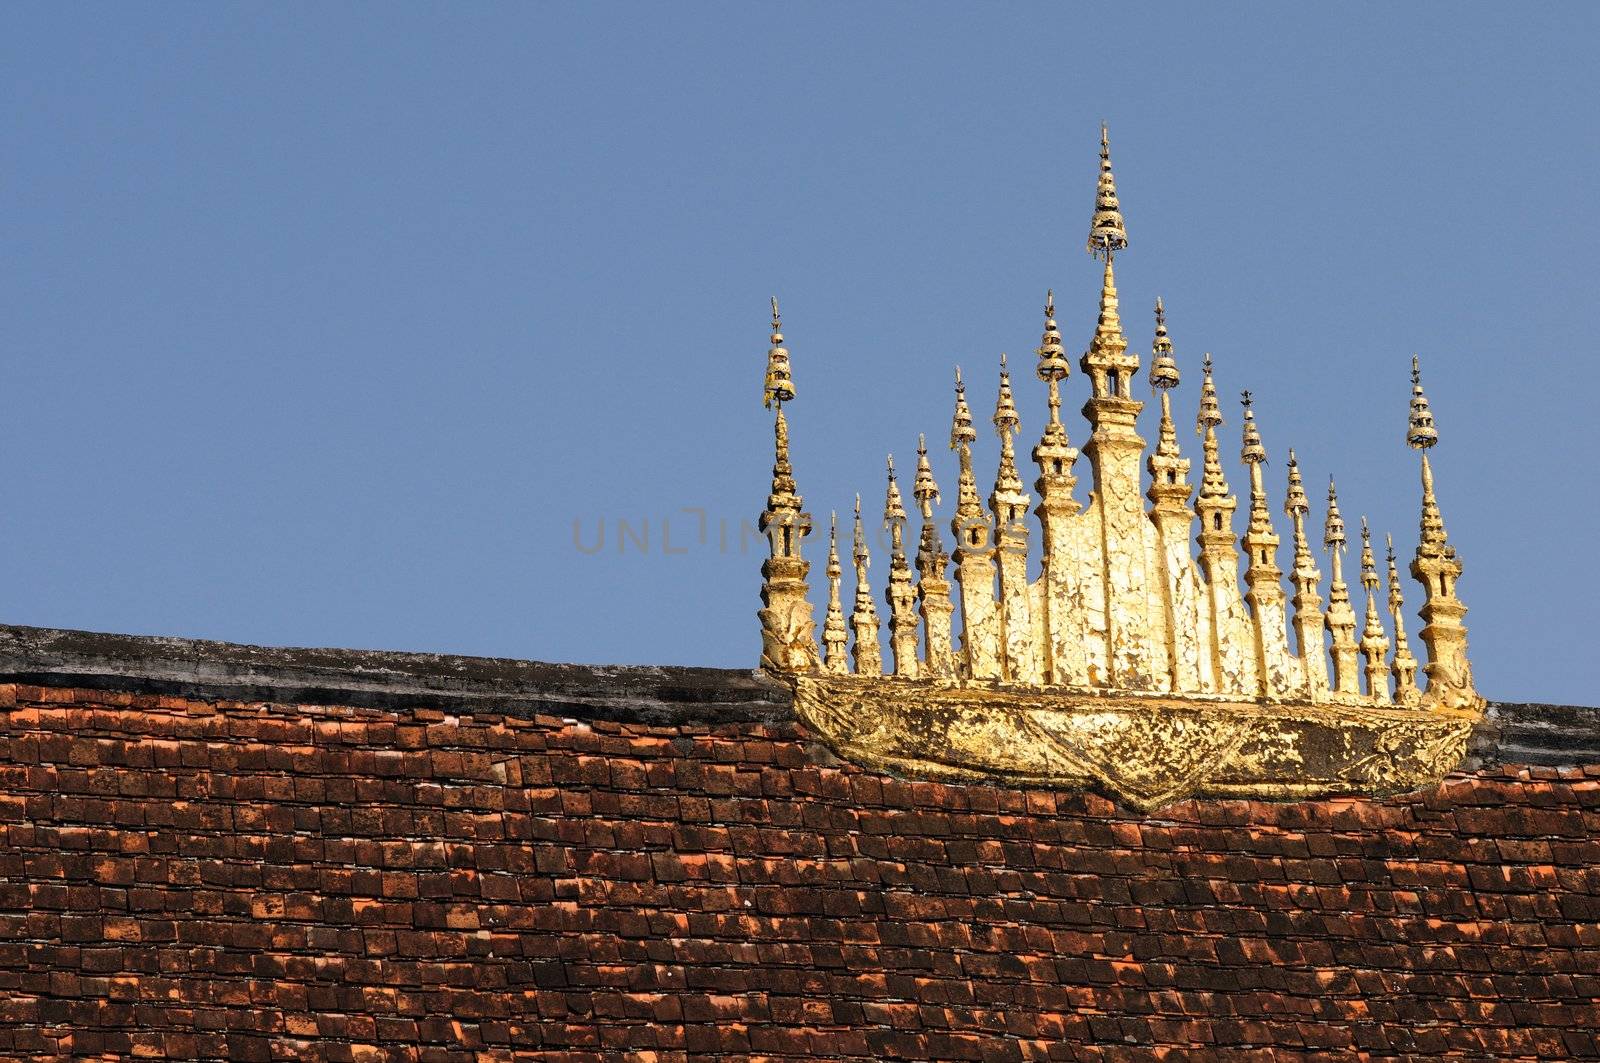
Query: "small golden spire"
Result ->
[[822, 512, 848, 672], [1387, 532, 1421, 705], [1359, 517, 1390, 701], [1196, 354, 1229, 501], [912, 434, 940, 515], [1406, 355, 1438, 450], [993, 353, 1020, 436], [884, 454, 908, 551], [1149, 298, 1181, 458], [850, 493, 882, 675], [884, 454, 919, 678], [1408, 356, 1447, 549], [1035, 289, 1070, 422], [1283, 449, 1309, 518], [950, 366, 977, 447], [1323, 476, 1360, 696], [950, 367, 984, 522], [1149, 297, 1180, 390], [913, 432, 946, 578], [1196, 353, 1223, 431], [992, 354, 1027, 516], [1239, 391, 1267, 466], [1086, 123, 1129, 260], [763, 296, 795, 408], [1323, 476, 1347, 554]]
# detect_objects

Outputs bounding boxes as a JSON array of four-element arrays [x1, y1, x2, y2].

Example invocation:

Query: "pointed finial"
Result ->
[[913, 433, 940, 511], [1324, 476, 1347, 550], [763, 296, 795, 408], [993, 354, 1020, 436], [853, 492, 867, 563], [1036, 290, 1070, 387], [1196, 353, 1222, 432], [950, 366, 976, 448], [1149, 296, 1179, 391], [1407, 354, 1438, 450], [1087, 123, 1128, 260], [884, 453, 907, 529], [1386, 532, 1401, 600], [1240, 391, 1266, 464], [1284, 449, 1309, 517], [827, 511, 841, 576], [1360, 517, 1378, 587]]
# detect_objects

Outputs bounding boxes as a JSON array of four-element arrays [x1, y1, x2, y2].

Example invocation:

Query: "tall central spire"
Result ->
[[1407, 356, 1478, 709], [1077, 123, 1154, 689]]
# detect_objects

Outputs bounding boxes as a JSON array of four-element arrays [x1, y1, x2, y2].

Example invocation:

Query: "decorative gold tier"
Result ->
[[791, 673, 1476, 812]]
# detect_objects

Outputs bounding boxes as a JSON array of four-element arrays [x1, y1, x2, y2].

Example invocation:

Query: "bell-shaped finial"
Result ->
[[1148, 296, 1180, 391], [1239, 391, 1267, 464], [1283, 449, 1310, 518], [763, 296, 795, 408], [1360, 517, 1379, 592], [1086, 123, 1129, 260], [1035, 289, 1071, 385], [912, 433, 940, 512], [884, 454, 907, 530], [1196, 353, 1223, 432], [1324, 476, 1347, 551], [993, 353, 1020, 437], [1407, 354, 1438, 450], [950, 366, 977, 448]]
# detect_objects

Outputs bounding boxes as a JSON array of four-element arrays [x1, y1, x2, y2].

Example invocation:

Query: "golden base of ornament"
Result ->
[[790, 673, 1480, 811]]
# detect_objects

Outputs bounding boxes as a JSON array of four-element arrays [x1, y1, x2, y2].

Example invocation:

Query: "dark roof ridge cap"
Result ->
[[0, 623, 793, 725]]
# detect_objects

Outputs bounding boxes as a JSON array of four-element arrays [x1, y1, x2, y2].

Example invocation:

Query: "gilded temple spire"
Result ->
[[950, 367, 999, 678], [821, 512, 848, 673], [1147, 298, 1183, 460], [1036, 289, 1071, 420], [1284, 451, 1329, 699], [1323, 477, 1361, 695], [992, 354, 1024, 504], [991, 354, 1036, 682], [756, 303, 819, 673], [1086, 123, 1129, 260], [913, 433, 956, 677], [849, 494, 882, 675], [1078, 127, 1155, 689], [1406, 356, 1479, 709], [1193, 354, 1252, 695], [1145, 299, 1202, 692], [1359, 518, 1390, 702], [1033, 291, 1087, 686], [1195, 355, 1228, 496], [1240, 392, 1295, 697], [1387, 533, 1421, 706], [883, 455, 919, 678]]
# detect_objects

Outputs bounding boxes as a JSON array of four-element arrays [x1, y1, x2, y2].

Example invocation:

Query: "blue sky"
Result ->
[[4, 4, 1597, 704]]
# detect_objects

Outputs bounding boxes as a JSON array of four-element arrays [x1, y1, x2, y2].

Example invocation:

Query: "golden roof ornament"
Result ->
[[1086, 123, 1129, 260], [762, 296, 794, 408], [821, 513, 848, 673], [754, 129, 1483, 810], [883, 455, 919, 678]]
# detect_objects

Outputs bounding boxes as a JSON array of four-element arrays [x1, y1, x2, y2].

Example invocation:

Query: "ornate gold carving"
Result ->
[[756, 129, 1484, 807], [791, 674, 1477, 812]]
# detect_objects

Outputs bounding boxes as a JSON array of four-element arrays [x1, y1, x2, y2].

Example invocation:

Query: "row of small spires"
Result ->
[[791, 295, 1441, 702]]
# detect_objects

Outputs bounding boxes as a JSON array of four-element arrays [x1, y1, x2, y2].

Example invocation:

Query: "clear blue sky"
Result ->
[[4, 4, 1597, 704]]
